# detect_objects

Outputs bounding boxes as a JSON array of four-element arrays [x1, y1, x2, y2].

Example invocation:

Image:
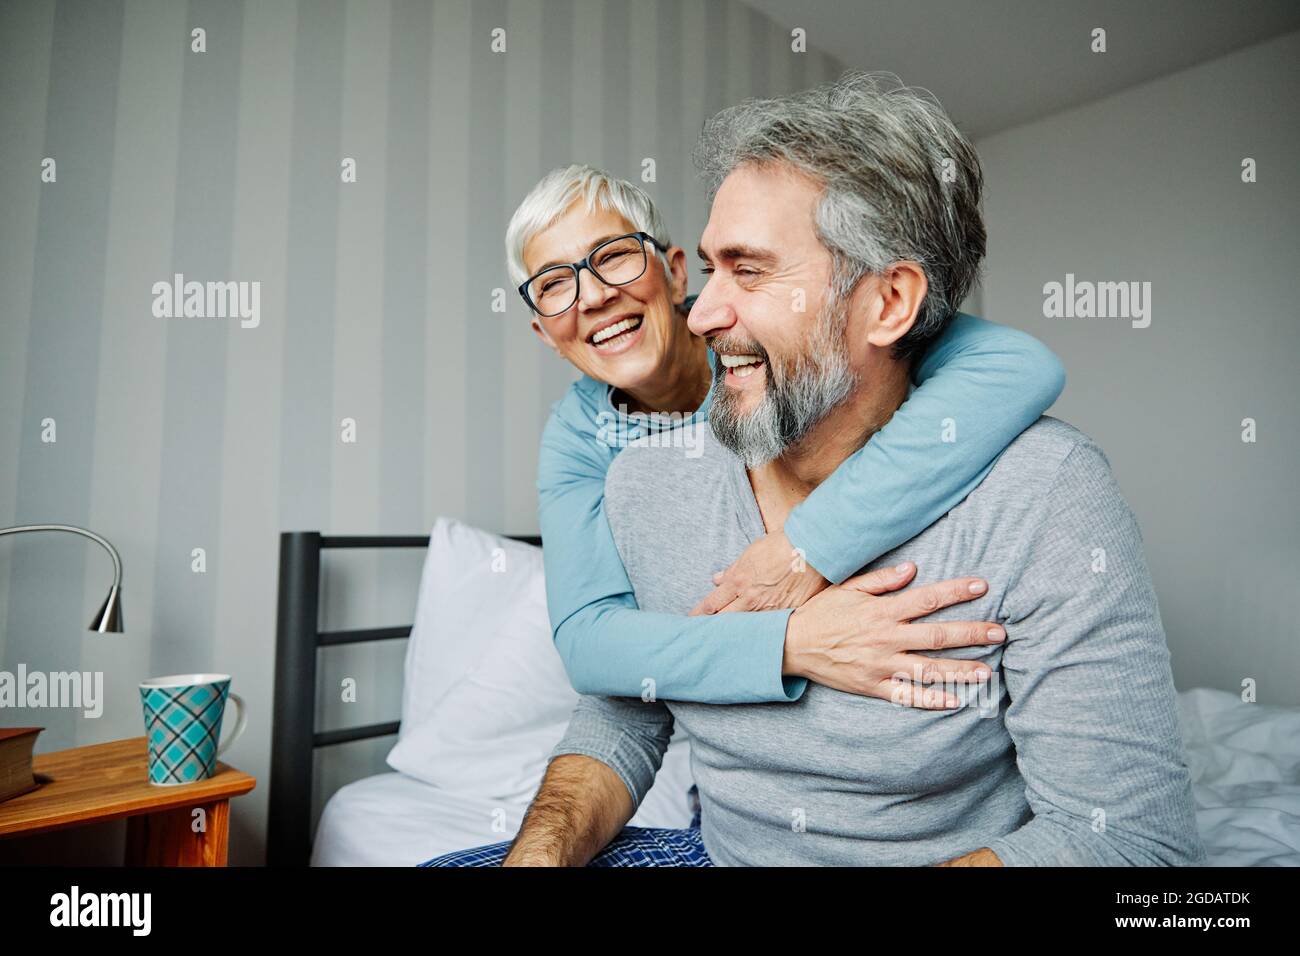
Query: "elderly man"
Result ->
[[426, 72, 1204, 867]]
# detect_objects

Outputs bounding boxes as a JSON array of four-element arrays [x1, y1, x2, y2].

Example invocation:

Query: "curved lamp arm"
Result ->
[[0, 524, 124, 632]]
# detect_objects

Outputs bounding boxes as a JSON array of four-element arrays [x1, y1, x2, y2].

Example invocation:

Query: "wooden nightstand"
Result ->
[[0, 736, 256, 866]]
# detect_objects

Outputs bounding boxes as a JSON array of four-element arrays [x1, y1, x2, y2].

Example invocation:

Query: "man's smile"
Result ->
[[720, 353, 764, 378], [713, 339, 769, 390]]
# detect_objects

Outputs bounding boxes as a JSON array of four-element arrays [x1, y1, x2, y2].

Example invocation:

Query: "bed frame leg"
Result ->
[[268, 531, 320, 866]]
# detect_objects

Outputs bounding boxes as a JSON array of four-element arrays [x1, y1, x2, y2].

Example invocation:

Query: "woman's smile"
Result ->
[[587, 313, 645, 355]]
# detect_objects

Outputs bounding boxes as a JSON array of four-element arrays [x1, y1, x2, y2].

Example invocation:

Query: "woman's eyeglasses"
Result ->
[[519, 231, 669, 318]]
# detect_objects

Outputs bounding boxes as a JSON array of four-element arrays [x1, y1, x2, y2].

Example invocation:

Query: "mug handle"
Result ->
[[217, 691, 247, 757]]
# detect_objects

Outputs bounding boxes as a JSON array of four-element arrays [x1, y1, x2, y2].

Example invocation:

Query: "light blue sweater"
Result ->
[[536, 311, 1065, 704]]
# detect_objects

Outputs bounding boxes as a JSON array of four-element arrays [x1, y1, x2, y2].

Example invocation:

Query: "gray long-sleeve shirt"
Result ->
[[552, 417, 1206, 866]]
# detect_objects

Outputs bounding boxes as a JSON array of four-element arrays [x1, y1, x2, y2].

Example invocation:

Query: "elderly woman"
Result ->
[[508, 161, 1063, 707]]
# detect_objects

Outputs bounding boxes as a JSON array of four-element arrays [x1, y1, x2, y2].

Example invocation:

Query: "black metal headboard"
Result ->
[[267, 530, 542, 867]]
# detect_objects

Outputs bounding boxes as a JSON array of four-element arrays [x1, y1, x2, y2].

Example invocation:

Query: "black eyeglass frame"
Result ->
[[518, 230, 670, 317]]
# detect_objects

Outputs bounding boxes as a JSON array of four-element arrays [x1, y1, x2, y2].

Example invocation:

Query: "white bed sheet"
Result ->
[[1178, 687, 1300, 866], [311, 739, 695, 867], [311, 688, 1300, 866]]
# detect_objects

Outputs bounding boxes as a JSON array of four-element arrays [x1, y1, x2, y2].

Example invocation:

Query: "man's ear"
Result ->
[[865, 262, 929, 349], [531, 317, 560, 354]]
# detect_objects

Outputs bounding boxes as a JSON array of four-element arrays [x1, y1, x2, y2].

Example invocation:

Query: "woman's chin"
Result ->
[[598, 357, 662, 400], [591, 348, 662, 394]]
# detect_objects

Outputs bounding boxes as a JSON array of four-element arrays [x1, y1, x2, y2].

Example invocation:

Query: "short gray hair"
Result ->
[[505, 164, 672, 291], [692, 70, 986, 361]]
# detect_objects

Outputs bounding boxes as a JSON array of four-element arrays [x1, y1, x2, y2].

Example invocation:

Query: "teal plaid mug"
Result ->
[[139, 674, 247, 786]]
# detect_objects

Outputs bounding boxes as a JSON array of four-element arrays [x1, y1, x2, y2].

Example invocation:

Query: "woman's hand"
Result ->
[[689, 529, 829, 615], [783, 563, 1004, 708]]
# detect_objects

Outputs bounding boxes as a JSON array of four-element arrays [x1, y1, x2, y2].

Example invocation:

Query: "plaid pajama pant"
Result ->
[[418, 787, 711, 867]]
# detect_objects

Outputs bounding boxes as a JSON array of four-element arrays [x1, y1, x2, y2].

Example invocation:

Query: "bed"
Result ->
[[268, 518, 1300, 867]]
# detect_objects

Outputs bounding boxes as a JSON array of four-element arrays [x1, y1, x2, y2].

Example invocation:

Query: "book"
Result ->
[[0, 728, 43, 803]]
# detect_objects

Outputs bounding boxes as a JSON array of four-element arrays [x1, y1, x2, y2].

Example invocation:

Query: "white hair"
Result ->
[[505, 164, 673, 292]]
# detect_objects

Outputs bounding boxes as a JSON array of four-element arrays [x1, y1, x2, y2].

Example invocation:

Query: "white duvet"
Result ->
[[1177, 687, 1300, 866]]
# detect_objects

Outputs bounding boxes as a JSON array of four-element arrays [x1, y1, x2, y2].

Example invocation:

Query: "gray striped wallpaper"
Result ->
[[0, 0, 844, 863]]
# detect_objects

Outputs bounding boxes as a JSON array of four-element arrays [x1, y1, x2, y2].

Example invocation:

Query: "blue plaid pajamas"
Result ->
[[419, 786, 711, 867]]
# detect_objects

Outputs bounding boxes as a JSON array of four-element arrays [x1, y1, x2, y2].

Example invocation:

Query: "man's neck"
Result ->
[[747, 366, 911, 533]]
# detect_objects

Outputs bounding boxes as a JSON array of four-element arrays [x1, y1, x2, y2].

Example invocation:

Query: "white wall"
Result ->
[[974, 31, 1300, 704]]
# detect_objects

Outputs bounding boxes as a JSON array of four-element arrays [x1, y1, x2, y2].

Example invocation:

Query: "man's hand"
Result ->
[[690, 529, 829, 615], [502, 755, 633, 867], [783, 564, 1005, 708], [935, 848, 1003, 867]]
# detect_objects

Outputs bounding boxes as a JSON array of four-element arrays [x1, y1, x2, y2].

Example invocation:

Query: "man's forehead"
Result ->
[[700, 166, 820, 258], [698, 205, 777, 262]]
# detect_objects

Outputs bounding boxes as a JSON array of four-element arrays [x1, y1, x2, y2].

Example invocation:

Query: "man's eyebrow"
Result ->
[[535, 233, 628, 273], [696, 243, 779, 266]]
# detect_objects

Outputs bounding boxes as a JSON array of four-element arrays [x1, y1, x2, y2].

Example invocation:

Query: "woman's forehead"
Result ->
[[524, 202, 637, 269]]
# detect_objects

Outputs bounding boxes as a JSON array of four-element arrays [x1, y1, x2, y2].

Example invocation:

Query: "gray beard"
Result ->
[[709, 296, 858, 468]]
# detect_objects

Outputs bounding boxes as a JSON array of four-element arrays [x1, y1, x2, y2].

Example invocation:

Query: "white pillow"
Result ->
[[388, 516, 695, 823], [395, 517, 551, 737]]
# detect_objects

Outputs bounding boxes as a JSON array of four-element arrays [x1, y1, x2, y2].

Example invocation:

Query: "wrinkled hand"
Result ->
[[689, 529, 829, 615], [783, 564, 1004, 709]]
